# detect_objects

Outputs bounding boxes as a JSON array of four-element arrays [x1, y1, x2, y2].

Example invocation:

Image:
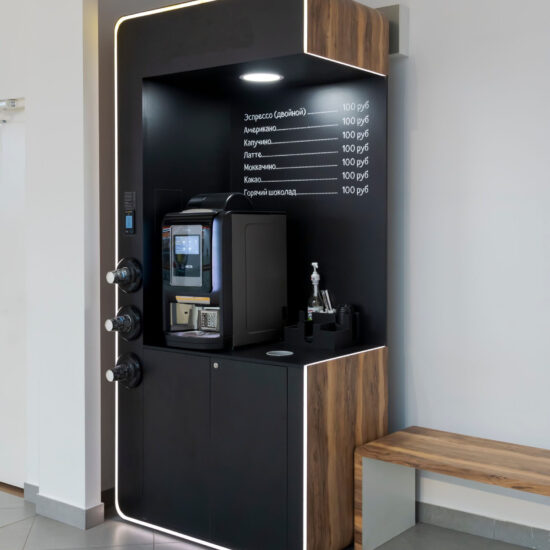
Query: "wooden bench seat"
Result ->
[[354, 426, 550, 550]]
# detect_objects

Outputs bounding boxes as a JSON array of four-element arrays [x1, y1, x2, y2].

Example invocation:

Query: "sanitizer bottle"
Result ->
[[307, 262, 323, 320]]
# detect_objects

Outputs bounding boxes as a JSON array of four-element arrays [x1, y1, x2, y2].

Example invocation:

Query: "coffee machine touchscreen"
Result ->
[[174, 235, 200, 277], [170, 225, 202, 287]]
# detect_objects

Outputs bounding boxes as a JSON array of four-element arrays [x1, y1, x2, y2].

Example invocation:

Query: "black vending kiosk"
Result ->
[[106, 1, 390, 549]]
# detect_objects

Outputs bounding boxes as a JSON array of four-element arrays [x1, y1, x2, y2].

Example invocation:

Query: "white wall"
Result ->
[[0, 0, 28, 489], [0, 2, 26, 99], [0, 0, 101, 518], [364, 0, 550, 529], [0, 111, 26, 488], [24, 0, 101, 513]]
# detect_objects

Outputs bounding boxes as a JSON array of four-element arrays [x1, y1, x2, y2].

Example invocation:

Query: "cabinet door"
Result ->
[[211, 359, 287, 550], [141, 349, 210, 539]]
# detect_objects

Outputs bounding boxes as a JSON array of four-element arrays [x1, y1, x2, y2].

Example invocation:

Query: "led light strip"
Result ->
[[302, 364, 308, 550], [303, 0, 308, 53]]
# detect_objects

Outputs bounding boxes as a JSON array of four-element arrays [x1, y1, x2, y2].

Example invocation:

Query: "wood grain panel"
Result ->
[[307, 0, 389, 76], [307, 347, 388, 550], [353, 451, 364, 550], [356, 427, 550, 497], [0, 482, 23, 498]]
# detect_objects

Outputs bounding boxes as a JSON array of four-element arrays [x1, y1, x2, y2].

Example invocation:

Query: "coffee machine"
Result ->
[[162, 193, 287, 350]]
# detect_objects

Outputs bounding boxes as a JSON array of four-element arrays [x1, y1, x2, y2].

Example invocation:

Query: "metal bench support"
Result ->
[[362, 458, 415, 550]]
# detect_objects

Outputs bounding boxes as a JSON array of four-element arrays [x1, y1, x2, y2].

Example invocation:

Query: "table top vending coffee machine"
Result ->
[[105, 1, 390, 549], [161, 192, 287, 350]]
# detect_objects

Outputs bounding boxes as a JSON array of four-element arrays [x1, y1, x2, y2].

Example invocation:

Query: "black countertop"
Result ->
[[144, 341, 385, 368]]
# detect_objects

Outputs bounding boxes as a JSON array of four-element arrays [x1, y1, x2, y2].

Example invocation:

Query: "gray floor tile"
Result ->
[[155, 541, 205, 549], [0, 491, 27, 509], [0, 506, 538, 550], [0, 492, 36, 528], [378, 523, 529, 550], [0, 505, 36, 528], [0, 516, 35, 550], [151, 532, 176, 545], [153, 529, 208, 549], [418, 502, 495, 539], [58, 546, 153, 550], [24, 515, 154, 550]]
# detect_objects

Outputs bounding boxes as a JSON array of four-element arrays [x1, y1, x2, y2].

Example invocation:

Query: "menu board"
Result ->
[[232, 80, 386, 204], [228, 78, 387, 345]]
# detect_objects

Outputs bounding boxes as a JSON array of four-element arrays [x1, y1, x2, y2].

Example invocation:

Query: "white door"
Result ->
[[0, 109, 26, 488]]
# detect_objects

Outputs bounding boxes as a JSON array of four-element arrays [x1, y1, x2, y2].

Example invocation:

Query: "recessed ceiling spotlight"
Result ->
[[240, 72, 284, 83]]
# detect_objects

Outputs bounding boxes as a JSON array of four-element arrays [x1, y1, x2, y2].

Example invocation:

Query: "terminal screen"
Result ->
[[175, 235, 200, 255], [174, 235, 201, 278]]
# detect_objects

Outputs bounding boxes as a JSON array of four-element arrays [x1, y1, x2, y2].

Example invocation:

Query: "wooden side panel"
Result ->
[[307, 0, 389, 76], [307, 347, 388, 550]]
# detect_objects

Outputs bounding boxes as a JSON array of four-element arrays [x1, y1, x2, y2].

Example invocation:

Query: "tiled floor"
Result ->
[[377, 523, 528, 550], [0, 490, 529, 550]]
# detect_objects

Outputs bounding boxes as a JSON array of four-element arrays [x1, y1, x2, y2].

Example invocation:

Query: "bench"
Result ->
[[354, 426, 550, 550]]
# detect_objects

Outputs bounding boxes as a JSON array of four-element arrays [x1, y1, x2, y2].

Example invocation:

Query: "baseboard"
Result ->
[[23, 483, 104, 530], [418, 502, 550, 550], [23, 483, 39, 503]]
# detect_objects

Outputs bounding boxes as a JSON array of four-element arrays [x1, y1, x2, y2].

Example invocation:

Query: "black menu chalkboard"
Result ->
[[232, 80, 385, 203], [231, 79, 387, 345]]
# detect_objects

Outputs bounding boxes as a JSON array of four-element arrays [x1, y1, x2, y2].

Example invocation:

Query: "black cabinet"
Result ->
[[141, 349, 211, 538], [210, 359, 288, 550], [118, 350, 297, 549], [117, 346, 388, 550]]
